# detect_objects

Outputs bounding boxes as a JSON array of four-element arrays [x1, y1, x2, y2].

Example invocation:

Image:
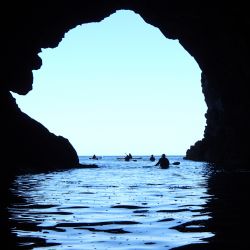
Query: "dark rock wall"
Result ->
[[0, 91, 79, 172], [1, 1, 250, 169]]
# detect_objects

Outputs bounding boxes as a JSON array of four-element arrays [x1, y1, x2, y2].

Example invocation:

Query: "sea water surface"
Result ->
[[8, 156, 214, 249]]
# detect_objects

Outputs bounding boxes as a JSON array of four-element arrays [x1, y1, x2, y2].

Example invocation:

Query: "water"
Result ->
[[7, 156, 215, 249]]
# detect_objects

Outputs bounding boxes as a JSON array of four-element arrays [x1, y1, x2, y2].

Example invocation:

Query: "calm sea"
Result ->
[[7, 155, 240, 249]]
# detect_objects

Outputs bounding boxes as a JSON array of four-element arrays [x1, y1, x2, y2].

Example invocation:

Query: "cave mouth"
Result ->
[[13, 10, 206, 157]]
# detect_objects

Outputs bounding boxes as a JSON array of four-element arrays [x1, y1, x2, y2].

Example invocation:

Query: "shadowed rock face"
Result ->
[[1, 1, 250, 170], [0, 91, 79, 172]]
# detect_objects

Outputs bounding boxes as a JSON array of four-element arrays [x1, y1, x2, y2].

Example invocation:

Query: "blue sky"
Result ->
[[13, 10, 207, 156]]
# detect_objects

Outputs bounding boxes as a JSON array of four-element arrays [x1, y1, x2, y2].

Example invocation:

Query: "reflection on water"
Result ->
[[6, 156, 248, 249]]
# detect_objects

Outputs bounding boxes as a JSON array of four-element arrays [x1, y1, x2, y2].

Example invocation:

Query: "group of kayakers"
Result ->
[[90, 153, 171, 168]]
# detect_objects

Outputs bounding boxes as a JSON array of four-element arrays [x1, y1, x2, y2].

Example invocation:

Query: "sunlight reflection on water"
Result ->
[[9, 156, 214, 249]]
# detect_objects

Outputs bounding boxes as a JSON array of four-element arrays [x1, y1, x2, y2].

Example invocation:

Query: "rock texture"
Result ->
[[1, 1, 250, 170]]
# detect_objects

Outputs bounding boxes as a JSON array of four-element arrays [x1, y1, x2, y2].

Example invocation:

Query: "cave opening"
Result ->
[[13, 10, 206, 157]]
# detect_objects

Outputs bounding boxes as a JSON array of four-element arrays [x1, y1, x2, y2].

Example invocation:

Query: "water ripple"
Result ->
[[8, 156, 213, 249]]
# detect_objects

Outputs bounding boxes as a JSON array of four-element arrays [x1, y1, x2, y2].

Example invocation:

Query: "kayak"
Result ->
[[117, 157, 142, 160], [89, 156, 102, 160]]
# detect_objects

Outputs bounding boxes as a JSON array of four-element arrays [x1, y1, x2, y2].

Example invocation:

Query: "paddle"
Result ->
[[172, 161, 180, 165]]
